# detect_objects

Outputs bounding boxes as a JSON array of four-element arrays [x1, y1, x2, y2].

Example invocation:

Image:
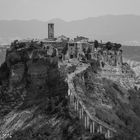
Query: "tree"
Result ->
[[114, 43, 122, 51], [106, 42, 112, 50], [94, 40, 99, 49], [0, 62, 10, 83]]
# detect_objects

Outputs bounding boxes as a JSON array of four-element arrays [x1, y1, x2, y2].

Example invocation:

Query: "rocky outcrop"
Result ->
[[0, 40, 101, 140]]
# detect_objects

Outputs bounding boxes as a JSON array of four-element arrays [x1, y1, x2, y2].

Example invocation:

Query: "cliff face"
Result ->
[[0, 41, 101, 140]]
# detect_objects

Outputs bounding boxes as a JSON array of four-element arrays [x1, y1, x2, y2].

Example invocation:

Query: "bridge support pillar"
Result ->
[[74, 97, 77, 110], [81, 108, 83, 119], [76, 100, 79, 111], [79, 107, 82, 119], [99, 125, 103, 133], [69, 90, 74, 105], [90, 121, 95, 133], [90, 124, 92, 133], [106, 130, 111, 139], [84, 114, 87, 129], [86, 115, 89, 129]]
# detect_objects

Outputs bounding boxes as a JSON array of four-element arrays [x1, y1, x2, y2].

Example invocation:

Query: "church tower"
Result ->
[[48, 23, 54, 40]]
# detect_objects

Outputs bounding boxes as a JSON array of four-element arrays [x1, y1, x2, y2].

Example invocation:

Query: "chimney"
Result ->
[[48, 23, 54, 39]]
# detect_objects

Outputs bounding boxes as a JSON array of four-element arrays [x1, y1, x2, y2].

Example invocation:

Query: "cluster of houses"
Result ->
[[8, 23, 124, 69], [43, 24, 124, 68]]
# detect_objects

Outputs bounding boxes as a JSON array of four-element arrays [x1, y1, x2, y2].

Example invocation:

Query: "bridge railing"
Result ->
[[68, 80, 116, 139]]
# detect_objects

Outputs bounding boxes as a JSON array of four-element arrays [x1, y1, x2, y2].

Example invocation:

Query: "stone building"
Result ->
[[74, 36, 89, 42], [76, 42, 85, 60], [48, 23, 54, 40], [42, 40, 66, 58], [65, 40, 94, 61], [66, 41, 77, 59], [56, 35, 69, 42]]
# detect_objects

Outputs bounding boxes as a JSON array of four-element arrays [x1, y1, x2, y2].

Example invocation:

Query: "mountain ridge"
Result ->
[[0, 15, 140, 45]]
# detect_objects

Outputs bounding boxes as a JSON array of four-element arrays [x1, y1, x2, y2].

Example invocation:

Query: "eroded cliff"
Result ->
[[0, 40, 105, 140]]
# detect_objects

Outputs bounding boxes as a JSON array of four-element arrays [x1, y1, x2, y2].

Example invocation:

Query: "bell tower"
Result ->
[[48, 23, 54, 39]]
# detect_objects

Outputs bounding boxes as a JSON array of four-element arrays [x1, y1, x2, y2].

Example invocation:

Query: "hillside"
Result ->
[[0, 40, 105, 140], [73, 66, 140, 140]]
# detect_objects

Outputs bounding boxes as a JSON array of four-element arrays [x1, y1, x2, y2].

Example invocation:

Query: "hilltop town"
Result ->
[[6, 23, 139, 90], [0, 23, 140, 140]]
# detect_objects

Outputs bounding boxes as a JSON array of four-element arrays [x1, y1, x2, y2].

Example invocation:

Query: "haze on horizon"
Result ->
[[0, 0, 140, 21]]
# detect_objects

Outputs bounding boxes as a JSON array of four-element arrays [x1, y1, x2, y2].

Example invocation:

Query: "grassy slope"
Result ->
[[73, 67, 140, 140]]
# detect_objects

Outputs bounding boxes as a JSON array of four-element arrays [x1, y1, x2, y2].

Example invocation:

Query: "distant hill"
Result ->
[[0, 15, 140, 45], [0, 48, 6, 65], [122, 46, 140, 61], [122, 46, 140, 77]]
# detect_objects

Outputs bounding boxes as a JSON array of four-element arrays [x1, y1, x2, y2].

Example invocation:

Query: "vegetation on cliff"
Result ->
[[73, 61, 140, 140], [0, 41, 107, 140]]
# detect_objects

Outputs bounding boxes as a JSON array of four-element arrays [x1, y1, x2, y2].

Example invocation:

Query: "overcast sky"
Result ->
[[0, 0, 140, 21]]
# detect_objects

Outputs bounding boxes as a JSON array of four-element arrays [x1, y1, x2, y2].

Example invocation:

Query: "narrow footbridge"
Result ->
[[67, 64, 116, 139]]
